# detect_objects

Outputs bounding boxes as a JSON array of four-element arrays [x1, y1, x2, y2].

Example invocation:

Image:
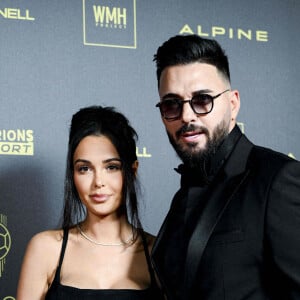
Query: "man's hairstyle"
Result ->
[[154, 34, 230, 86]]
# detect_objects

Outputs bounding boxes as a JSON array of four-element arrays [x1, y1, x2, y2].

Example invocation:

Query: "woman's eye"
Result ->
[[106, 164, 121, 172], [77, 165, 90, 173]]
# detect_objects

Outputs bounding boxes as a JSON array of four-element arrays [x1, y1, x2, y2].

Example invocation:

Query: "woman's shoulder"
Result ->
[[26, 229, 64, 255], [30, 229, 63, 242], [18, 229, 65, 289]]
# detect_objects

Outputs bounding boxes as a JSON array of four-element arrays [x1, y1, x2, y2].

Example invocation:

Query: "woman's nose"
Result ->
[[94, 171, 104, 188]]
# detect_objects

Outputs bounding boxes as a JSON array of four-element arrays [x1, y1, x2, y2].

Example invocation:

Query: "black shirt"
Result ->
[[46, 228, 164, 300]]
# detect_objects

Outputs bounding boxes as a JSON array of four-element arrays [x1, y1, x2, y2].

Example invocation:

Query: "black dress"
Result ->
[[46, 228, 164, 300]]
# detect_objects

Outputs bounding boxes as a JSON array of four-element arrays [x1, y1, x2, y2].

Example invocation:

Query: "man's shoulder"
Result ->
[[246, 142, 299, 178], [250, 144, 294, 163]]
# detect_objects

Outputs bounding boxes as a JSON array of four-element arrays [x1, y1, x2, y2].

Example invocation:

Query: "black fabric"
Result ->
[[46, 228, 164, 300], [163, 126, 243, 299], [152, 126, 300, 299]]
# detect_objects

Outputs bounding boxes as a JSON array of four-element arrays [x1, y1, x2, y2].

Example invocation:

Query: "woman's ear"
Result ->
[[132, 160, 139, 176]]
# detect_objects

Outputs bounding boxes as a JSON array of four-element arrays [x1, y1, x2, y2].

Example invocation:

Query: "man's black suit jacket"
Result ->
[[152, 131, 300, 299]]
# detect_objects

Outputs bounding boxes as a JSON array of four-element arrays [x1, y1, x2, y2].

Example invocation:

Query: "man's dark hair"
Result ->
[[154, 34, 230, 86]]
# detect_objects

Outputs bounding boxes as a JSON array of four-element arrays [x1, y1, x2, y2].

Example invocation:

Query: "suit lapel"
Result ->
[[183, 135, 253, 297]]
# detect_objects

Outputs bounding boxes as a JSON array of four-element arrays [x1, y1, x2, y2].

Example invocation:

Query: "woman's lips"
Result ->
[[90, 194, 110, 202]]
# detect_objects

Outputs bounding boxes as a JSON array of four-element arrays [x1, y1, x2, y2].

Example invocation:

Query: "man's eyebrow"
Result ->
[[161, 89, 214, 100], [192, 89, 213, 95], [161, 93, 181, 100]]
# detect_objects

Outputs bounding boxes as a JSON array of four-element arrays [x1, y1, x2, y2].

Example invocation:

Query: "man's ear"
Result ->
[[230, 89, 240, 119], [226, 89, 240, 131]]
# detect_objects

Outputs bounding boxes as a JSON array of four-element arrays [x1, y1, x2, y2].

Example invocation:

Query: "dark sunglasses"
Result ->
[[156, 89, 230, 121]]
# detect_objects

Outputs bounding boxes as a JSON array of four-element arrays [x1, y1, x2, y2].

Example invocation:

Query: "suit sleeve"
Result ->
[[266, 159, 300, 298]]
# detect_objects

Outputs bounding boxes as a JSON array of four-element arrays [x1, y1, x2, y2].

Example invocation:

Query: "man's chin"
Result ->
[[179, 142, 206, 154], [175, 144, 208, 164]]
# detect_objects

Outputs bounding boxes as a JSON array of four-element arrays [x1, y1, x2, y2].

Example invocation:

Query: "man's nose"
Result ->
[[181, 101, 197, 123]]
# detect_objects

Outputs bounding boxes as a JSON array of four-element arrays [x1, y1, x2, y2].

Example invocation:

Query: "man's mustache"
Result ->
[[176, 124, 209, 139]]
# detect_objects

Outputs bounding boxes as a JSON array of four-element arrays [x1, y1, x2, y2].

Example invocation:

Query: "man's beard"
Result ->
[[167, 120, 230, 170]]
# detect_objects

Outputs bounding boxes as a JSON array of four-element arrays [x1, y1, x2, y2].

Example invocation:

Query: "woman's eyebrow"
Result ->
[[102, 158, 122, 163], [73, 158, 90, 165]]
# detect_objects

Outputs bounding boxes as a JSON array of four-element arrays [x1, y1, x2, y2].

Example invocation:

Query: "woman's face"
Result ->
[[73, 135, 124, 219]]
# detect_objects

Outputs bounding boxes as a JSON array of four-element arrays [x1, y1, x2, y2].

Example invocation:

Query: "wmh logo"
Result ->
[[83, 0, 137, 49], [93, 5, 127, 29]]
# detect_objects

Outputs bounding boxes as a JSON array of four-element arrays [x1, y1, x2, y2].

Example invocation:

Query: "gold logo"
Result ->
[[0, 129, 34, 156], [136, 147, 152, 158], [237, 122, 245, 133], [83, 0, 137, 48], [288, 153, 296, 159], [0, 7, 34, 21], [179, 24, 268, 42], [0, 215, 11, 278]]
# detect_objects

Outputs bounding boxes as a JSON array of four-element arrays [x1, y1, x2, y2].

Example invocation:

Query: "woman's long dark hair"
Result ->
[[62, 105, 142, 240]]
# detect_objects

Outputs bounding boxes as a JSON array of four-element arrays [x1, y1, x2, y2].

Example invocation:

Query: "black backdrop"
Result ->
[[0, 0, 299, 298]]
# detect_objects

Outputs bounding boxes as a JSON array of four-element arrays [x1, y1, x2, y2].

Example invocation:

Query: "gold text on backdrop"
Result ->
[[0, 8, 35, 21], [180, 24, 268, 42]]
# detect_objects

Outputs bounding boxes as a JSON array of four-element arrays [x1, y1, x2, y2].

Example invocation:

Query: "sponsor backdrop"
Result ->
[[0, 0, 299, 298]]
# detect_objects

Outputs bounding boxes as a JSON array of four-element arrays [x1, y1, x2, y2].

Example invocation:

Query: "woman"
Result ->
[[17, 105, 164, 299]]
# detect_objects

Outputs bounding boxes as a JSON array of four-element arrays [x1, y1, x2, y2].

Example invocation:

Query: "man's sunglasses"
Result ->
[[156, 89, 230, 121]]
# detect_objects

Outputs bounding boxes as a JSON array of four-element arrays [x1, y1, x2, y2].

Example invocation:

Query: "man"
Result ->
[[151, 34, 300, 299]]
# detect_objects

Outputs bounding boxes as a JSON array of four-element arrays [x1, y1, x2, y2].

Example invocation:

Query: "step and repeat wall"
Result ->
[[0, 0, 299, 298]]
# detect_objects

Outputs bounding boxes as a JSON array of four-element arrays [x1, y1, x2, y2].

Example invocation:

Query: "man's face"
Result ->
[[158, 62, 240, 166]]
